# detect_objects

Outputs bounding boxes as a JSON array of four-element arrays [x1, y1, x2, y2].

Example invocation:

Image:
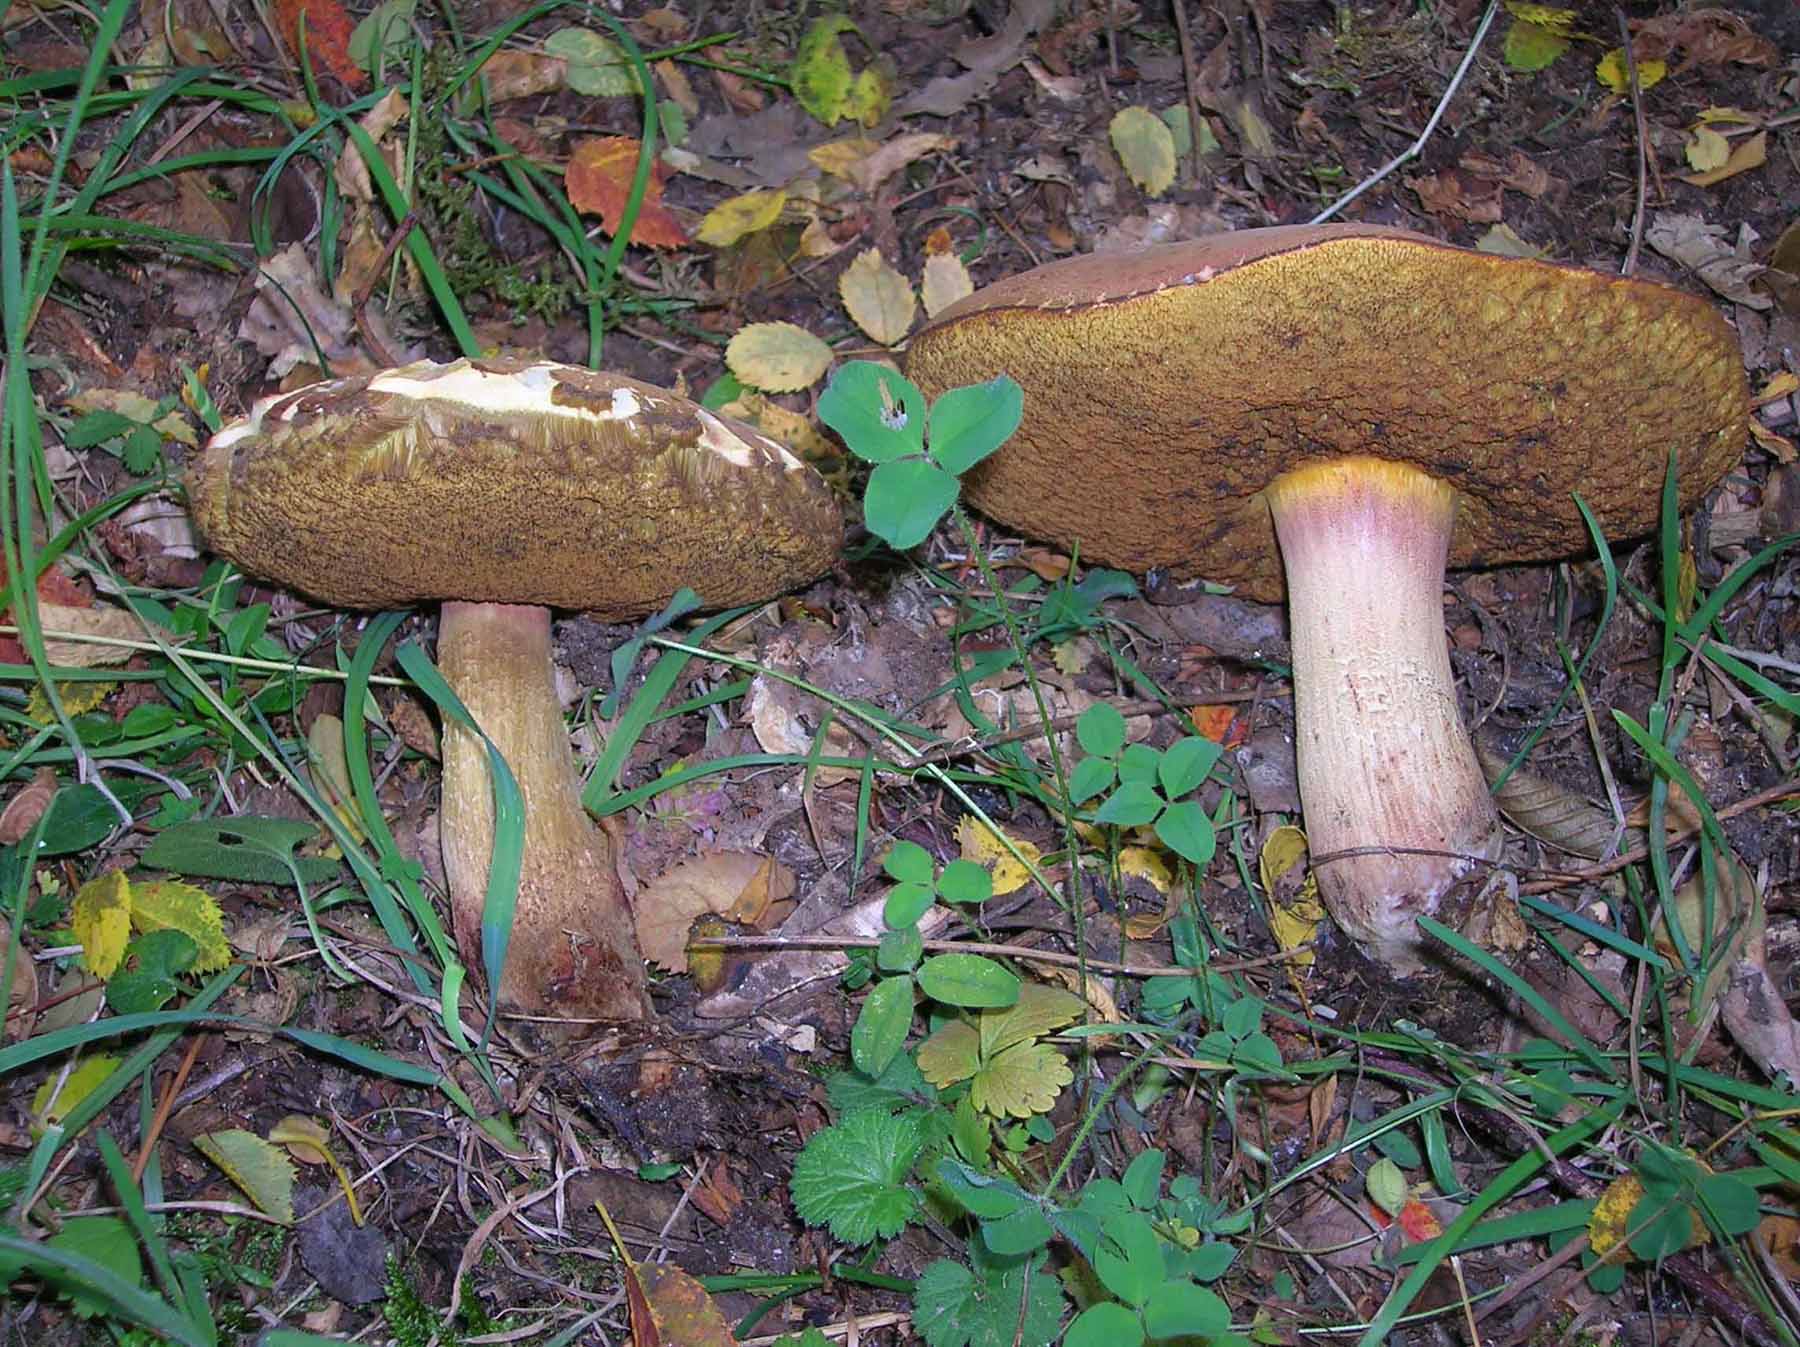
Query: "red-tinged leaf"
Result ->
[[0, 565, 94, 664], [1188, 703, 1244, 746], [565, 136, 688, 249], [632, 1261, 738, 1345], [1398, 1198, 1443, 1242], [271, 0, 367, 89]]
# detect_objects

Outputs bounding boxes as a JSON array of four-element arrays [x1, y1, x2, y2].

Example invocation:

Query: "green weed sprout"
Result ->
[[816, 360, 1021, 550], [1069, 702, 1221, 867]]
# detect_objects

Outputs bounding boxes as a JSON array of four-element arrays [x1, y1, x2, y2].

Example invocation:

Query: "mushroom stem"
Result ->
[[437, 601, 650, 1022], [1265, 458, 1504, 973]]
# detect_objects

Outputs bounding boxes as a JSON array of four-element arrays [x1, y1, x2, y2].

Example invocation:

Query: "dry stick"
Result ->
[[1171, 0, 1207, 189], [1616, 8, 1650, 276], [350, 212, 419, 368], [1309, 0, 1501, 224], [1517, 778, 1800, 893], [131, 1032, 204, 1184]]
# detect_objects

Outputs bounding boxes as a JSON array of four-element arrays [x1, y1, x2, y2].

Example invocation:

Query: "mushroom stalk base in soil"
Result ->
[[437, 601, 650, 1022], [1265, 458, 1504, 973]]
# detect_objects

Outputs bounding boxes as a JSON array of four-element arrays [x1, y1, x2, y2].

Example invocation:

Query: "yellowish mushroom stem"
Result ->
[[437, 601, 650, 1022], [1265, 458, 1504, 973]]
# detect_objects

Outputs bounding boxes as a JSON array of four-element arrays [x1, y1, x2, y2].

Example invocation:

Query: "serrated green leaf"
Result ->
[[120, 424, 163, 475], [129, 878, 231, 972], [790, 1107, 922, 1244], [193, 1129, 297, 1224], [918, 953, 1020, 1008], [45, 1216, 144, 1319], [826, 1053, 929, 1114], [106, 929, 195, 1014]]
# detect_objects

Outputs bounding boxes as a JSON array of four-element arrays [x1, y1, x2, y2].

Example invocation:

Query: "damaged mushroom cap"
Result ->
[[190, 357, 842, 1025], [904, 223, 1749, 603], [190, 356, 842, 616]]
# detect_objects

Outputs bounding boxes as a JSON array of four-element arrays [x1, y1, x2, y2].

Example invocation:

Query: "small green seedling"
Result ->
[[1069, 703, 1221, 866], [816, 361, 1022, 550]]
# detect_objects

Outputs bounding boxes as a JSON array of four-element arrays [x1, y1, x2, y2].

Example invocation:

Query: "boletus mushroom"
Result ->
[[905, 224, 1748, 973], [191, 358, 842, 1020]]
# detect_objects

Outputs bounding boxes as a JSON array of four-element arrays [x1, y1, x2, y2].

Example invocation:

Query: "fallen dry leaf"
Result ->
[[839, 248, 916, 346], [636, 851, 796, 972], [271, 0, 366, 88], [0, 768, 57, 845], [565, 136, 689, 249]]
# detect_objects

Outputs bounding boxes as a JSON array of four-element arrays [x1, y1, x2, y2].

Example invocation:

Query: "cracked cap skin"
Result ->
[[190, 357, 843, 617], [904, 223, 1750, 603]]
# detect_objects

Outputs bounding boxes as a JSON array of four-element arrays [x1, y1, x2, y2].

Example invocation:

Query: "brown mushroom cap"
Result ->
[[190, 357, 842, 616], [905, 224, 1748, 602]]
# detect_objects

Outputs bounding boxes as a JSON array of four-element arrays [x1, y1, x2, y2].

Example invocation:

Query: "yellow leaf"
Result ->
[[920, 251, 974, 318], [194, 1129, 297, 1224], [269, 1115, 363, 1225], [1505, 2, 1577, 34], [807, 136, 881, 180], [1268, 899, 1325, 966], [844, 64, 891, 128], [971, 1039, 1071, 1118], [32, 1055, 121, 1130], [916, 1019, 981, 1088], [1109, 106, 1176, 197], [129, 879, 232, 973], [72, 870, 132, 978], [26, 679, 115, 723], [1258, 825, 1312, 895], [725, 321, 835, 393], [1595, 47, 1666, 92], [696, 188, 788, 248], [838, 247, 916, 346], [717, 391, 838, 460], [978, 983, 1084, 1058], [1119, 846, 1171, 894], [955, 815, 1040, 897], [1684, 125, 1730, 173], [1679, 129, 1766, 187]]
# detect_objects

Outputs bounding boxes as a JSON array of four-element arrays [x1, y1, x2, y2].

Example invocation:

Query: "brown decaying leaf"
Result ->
[[271, 0, 367, 89], [1, 916, 38, 1042], [565, 137, 689, 249], [629, 1261, 738, 1347], [635, 852, 796, 972], [1406, 169, 1503, 223], [475, 49, 568, 103], [1477, 741, 1622, 859], [0, 768, 57, 845]]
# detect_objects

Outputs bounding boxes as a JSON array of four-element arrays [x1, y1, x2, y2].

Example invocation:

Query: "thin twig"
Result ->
[[1310, 0, 1501, 224]]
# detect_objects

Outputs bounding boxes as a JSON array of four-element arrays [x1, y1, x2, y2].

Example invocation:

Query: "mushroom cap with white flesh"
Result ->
[[906, 225, 1748, 973], [190, 357, 843, 1022]]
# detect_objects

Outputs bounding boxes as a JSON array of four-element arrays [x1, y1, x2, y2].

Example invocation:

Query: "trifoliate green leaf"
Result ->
[[790, 1108, 922, 1244]]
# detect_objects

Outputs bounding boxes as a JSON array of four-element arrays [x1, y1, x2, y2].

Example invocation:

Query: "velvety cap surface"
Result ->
[[905, 225, 1749, 601], [190, 358, 843, 616]]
